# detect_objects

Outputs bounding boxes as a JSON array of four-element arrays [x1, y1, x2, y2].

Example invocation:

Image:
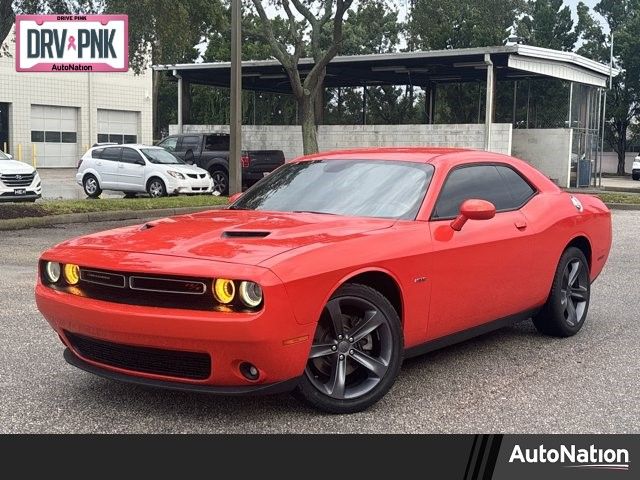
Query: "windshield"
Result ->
[[141, 148, 184, 165], [232, 160, 434, 220], [0, 150, 10, 160]]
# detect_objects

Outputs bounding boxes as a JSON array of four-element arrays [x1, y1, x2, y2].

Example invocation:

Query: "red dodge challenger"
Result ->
[[36, 148, 612, 413]]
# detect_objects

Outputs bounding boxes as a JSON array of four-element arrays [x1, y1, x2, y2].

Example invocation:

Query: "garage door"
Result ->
[[30, 105, 78, 168], [97, 109, 138, 144]]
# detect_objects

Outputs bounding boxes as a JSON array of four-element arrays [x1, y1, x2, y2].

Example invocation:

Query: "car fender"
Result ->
[[202, 157, 229, 173], [80, 167, 103, 185]]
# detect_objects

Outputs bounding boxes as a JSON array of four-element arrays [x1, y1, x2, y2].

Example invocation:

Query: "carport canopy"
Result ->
[[154, 44, 616, 94]]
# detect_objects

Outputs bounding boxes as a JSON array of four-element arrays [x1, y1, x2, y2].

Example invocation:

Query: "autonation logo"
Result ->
[[509, 444, 630, 471]]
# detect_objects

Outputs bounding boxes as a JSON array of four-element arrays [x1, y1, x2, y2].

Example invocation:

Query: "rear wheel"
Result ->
[[210, 168, 229, 196], [533, 247, 591, 337], [147, 178, 167, 198], [632, 173, 640, 181], [295, 283, 403, 414], [83, 174, 101, 198]]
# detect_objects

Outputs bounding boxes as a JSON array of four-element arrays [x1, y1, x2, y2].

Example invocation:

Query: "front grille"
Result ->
[[1, 173, 35, 187], [187, 174, 207, 180], [65, 331, 211, 380], [43, 263, 216, 311]]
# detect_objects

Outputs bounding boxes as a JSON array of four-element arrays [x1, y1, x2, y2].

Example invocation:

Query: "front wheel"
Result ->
[[147, 178, 167, 198], [295, 283, 403, 414], [533, 247, 591, 337], [632, 173, 640, 181]]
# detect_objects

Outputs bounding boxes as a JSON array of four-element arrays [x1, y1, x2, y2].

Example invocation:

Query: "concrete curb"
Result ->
[[0, 205, 224, 231], [605, 203, 640, 211]]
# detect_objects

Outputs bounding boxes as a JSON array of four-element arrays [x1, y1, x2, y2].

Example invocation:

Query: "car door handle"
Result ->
[[515, 220, 527, 230]]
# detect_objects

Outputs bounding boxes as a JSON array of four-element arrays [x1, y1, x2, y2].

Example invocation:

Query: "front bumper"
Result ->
[[167, 176, 214, 195], [0, 176, 42, 201], [64, 348, 300, 395], [35, 260, 315, 391]]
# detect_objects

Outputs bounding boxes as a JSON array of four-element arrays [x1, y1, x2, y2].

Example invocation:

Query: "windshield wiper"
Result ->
[[292, 210, 338, 216]]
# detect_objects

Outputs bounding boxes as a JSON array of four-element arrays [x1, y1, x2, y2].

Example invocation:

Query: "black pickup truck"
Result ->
[[157, 133, 285, 195]]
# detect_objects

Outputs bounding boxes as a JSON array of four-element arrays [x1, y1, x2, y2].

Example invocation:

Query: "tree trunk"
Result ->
[[617, 149, 626, 175], [298, 94, 318, 155]]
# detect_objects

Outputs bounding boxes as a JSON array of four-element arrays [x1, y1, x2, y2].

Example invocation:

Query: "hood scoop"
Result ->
[[222, 230, 271, 238]]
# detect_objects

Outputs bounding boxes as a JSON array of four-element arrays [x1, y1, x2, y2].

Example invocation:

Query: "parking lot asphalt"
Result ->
[[1, 211, 638, 433]]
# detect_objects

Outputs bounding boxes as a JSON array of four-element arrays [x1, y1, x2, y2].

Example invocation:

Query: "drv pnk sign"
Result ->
[[16, 15, 128, 72]]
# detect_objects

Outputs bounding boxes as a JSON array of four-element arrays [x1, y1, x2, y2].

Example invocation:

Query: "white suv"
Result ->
[[633, 155, 640, 181], [77, 145, 214, 198], [0, 150, 42, 202]]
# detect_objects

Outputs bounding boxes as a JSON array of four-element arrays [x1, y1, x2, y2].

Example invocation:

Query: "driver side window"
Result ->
[[433, 165, 515, 219]]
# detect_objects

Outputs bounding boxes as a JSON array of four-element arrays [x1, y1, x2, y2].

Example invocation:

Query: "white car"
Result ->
[[0, 150, 42, 202], [77, 144, 214, 198], [633, 155, 640, 181]]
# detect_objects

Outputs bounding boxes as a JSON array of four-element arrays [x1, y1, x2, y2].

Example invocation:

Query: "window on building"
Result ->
[[31, 131, 45, 142], [123, 135, 137, 144], [61, 132, 77, 143], [45, 131, 61, 142], [108, 134, 124, 144]]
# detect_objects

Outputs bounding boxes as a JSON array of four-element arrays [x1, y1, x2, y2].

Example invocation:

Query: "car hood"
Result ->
[[158, 163, 207, 175], [59, 209, 396, 265], [0, 160, 36, 175]]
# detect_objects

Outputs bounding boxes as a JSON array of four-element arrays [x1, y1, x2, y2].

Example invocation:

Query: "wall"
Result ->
[[0, 28, 153, 167], [169, 123, 514, 160], [600, 152, 637, 174], [512, 129, 573, 187]]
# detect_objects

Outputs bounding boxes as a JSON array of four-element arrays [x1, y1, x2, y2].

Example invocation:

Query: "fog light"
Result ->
[[63, 264, 80, 285], [44, 262, 61, 283], [214, 278, 235, 304], [239, 362, 260, 381]]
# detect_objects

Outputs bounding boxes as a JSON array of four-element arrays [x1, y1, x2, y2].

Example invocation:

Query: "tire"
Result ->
[[532, 247, 591, 337], [210, 168, 229, 196], [295, 283, 403, 414], [83, 174, 101, 198], [632, 173, 640, 181], [147, 178, 167, 198]]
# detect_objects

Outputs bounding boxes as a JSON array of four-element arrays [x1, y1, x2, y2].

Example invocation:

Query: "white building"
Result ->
[[0, 29, 152, 168]]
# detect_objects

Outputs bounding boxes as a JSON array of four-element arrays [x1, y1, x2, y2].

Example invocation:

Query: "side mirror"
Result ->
[[5, 153, 12, 159], [450, 199, 496, 231], [136, 159, 146, 166], [228, 192, 243, 204]]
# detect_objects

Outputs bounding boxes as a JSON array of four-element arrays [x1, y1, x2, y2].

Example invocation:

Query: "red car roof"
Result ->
[[295, 147, 471, 163]]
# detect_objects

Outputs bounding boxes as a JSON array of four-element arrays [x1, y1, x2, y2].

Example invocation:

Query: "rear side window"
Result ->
[[91, 148, 104, 158], [433, 165, 514, 219], [496, 165, 536, 206], [205, 135, 230, 151], [100, 147, 122, 161]]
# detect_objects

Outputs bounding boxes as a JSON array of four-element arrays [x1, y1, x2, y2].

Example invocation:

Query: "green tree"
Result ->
[[516, 0, 577, 51], [409, 0, 525, 50], [577, 0, 640, 174], [250, 0, 354, 154], [104, 0, 225, 139]]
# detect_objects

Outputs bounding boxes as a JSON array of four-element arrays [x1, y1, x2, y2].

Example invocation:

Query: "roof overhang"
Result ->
[[154, 45, 619, 93]]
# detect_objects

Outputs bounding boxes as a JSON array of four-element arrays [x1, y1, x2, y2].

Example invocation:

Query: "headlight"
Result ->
[[167, 170, 185, 179], [239, 281, 263, 308], [44, 262, 61, 283], [214, 278, 236, 304], [63, 263, 80, 285]]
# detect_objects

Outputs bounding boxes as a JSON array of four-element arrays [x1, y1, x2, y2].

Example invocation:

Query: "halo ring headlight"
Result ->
[[63, 264, 80, 285], [214, 279, 236, 304], [239, 281, 263, 308], [45, 262, 61, 283]]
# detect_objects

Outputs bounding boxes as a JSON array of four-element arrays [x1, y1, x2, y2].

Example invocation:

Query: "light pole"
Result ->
[[229, 0, 242, 195]]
